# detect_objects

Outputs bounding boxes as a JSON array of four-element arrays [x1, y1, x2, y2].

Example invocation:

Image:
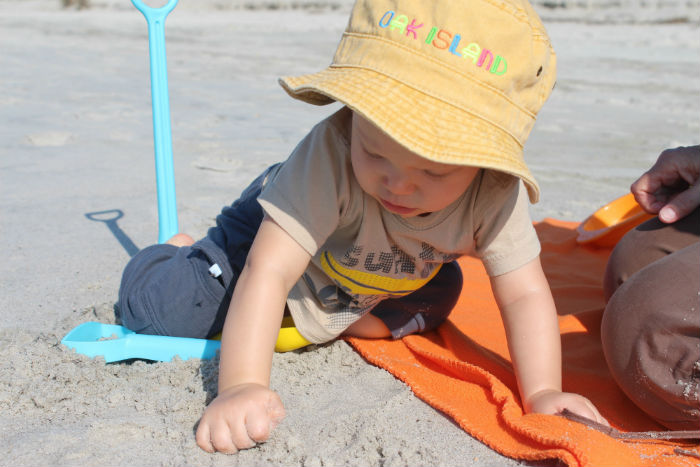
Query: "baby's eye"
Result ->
[[367, 152, 384, 160], [423, 169, 449, 178]]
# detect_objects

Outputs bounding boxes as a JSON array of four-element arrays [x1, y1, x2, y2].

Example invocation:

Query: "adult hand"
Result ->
[[195, 383, 285, 454], [631, 145, 700, 223]]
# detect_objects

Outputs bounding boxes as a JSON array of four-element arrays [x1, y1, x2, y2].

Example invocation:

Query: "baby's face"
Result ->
[[350, 113, 479, 218]]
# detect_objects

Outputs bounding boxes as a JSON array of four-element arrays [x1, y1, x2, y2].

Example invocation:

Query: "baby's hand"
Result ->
[[525, 389, 609, 426], [195, 383, 285, 454]]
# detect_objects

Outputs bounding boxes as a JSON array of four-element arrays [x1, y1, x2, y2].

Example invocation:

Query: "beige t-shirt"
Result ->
[[258, 107, 540, 343]]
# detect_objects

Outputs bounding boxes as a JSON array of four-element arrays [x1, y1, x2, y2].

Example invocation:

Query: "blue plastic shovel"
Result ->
[[61, 322, 221, 363], [61, 318, 311, 362], [133, 0, 179, 244]]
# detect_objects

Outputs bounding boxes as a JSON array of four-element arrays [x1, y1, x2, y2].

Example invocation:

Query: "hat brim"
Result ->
[[279, 66, 540, 203]]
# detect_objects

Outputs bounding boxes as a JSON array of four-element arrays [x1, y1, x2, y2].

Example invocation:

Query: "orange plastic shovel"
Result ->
[[576, 192, 655, 247]]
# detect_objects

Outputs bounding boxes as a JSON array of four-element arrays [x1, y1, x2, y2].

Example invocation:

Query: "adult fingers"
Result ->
[[658, 181, 700, 223], [631, 172, 665, 214], [632, 146, 700, 214]]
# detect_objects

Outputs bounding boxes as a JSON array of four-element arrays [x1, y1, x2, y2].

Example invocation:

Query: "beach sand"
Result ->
[[1, 1, 698, 465]]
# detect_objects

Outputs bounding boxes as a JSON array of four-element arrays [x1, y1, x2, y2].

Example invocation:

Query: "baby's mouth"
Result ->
[[381, 198, 416, 215]]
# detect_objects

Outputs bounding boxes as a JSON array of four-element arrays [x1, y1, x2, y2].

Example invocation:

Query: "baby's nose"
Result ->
[[383, 171, 414, 195]]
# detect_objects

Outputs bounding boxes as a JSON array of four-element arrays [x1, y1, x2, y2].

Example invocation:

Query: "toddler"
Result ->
[[116, 0, 607, 453]]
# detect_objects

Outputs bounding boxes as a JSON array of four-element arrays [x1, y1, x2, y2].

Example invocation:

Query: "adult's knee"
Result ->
[[601, 244, 700, 429], [602, 220, 665, 301]]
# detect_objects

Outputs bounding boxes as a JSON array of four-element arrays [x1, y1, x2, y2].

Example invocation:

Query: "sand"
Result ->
[[1, 1, 698, 465]]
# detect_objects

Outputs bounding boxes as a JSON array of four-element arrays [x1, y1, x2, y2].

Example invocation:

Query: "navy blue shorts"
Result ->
[[116, 165, 462, 340]]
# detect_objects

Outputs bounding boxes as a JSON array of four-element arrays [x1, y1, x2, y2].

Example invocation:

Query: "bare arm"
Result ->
[[217, 216, 311, 389], [491, 257, 607, 423], [196, 215, 311, 453]]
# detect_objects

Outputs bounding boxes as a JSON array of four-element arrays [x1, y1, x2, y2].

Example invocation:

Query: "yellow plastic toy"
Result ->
[[211, 316, 311, 353], [576, 192, 654, 247], [274, 316, 313, 352]]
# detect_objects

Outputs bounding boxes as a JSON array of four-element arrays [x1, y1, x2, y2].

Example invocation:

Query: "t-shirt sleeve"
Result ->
[[472, 172, 541, 277], [257, 115, 354, 257]]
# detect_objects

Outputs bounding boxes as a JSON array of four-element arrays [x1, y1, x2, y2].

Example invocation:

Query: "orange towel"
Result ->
[[347, 219, 699, 467]]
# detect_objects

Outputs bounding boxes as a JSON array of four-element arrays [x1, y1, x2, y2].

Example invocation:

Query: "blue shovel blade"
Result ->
[[61, 322, 221, 363]]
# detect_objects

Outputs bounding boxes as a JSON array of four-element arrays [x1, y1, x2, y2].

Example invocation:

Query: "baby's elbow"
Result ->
[[243, 249, 305, 292]]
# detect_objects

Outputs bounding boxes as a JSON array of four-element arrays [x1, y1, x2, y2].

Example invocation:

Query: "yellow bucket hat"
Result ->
[[279, 0, 556, 203]]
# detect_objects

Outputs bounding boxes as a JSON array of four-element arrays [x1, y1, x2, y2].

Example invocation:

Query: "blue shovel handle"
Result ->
[[132, 0, 179, 244]]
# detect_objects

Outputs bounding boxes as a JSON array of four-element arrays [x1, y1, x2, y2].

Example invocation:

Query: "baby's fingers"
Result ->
[[228, 416, 258, 452], [195, 413, 250, 454], [209, 421, 244, 454], [195, 420, 214, 453], [564, 397, 609, 427], [244, 392, 286, 443], [196, 418, 242, 454]]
